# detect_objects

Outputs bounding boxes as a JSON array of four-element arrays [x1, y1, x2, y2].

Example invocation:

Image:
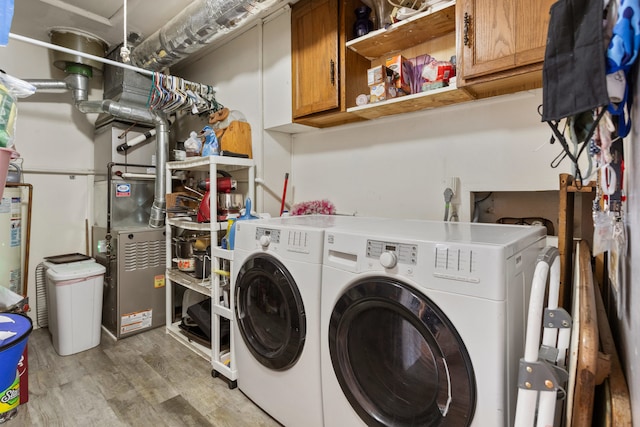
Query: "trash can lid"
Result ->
[[45, 259, 106, 281], [0, 313, 32, 350], [44, 253, 92, 264]]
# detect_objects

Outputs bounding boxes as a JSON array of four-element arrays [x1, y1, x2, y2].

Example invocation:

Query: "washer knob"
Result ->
[[259, 235, 271, 248], [380, 251, 397, 269]]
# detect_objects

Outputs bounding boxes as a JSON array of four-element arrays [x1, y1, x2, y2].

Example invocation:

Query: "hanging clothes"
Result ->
[[606, 0, 640, 138]]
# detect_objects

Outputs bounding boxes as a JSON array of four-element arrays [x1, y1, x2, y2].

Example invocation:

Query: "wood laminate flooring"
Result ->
[[10, 327, 280, 426]]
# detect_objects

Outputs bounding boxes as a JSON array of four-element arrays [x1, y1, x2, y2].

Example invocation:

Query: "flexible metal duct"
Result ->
[[131, 0, 287, 70]]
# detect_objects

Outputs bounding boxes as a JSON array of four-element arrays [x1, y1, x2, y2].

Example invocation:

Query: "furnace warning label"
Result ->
[[154, 275, 165, 288], [120, 309, 153, 334], [115, 183, 131, 198]]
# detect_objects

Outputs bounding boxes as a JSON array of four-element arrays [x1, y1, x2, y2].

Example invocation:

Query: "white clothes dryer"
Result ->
[[232, 215, 356, 427], [320, 219, 546, 427]]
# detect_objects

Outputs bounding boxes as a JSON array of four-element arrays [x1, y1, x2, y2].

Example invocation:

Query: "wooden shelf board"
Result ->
[[346, 1, 456, 60], [347, 85, 474, 119]]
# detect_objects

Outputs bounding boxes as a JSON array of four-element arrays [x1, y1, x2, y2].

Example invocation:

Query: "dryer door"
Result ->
[[235, 253, 306, 371], [329, 277, 476, 426]]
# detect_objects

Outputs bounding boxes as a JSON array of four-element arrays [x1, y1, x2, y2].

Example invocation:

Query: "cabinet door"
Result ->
[[461, 0, 553, 80], [514, 0, 554, 66], [291, 0, 339, 118]]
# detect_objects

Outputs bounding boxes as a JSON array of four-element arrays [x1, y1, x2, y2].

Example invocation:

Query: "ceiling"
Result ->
[[11, 0, 195, 49]]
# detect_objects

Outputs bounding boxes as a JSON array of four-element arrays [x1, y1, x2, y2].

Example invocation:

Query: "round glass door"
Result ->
[[235, 253, 306, 371], [329, 277, 476, 426]]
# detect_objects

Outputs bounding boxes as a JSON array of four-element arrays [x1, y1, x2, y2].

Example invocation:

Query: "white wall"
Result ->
[[0, 41, 100, 325], [290, 90, 571, 220]]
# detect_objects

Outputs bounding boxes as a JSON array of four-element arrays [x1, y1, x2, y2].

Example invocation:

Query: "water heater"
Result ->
[[0, 187, 22, 293]]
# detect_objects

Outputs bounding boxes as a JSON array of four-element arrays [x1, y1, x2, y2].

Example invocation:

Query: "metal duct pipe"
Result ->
[[149, 115, 168, 228], [65, 74, 89, 103], [101, 100, 156, 124], [27, 75, 90, 106], [24, 80, 69, 90], [131, 0, 283, 71], [26, 76, 168, 228]]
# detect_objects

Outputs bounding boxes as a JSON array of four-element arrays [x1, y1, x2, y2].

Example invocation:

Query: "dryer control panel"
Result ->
[[255, 227, 311, 254], [255, 227, 281, 243], [366, 240, 417, 266]]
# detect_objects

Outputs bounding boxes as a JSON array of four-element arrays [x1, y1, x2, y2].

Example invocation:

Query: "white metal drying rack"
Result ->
[[514, 246, 571, 427], [8, 32, 220, 113]]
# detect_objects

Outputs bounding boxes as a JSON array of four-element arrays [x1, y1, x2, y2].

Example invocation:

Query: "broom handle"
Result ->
[[280, 173, 289, 216]]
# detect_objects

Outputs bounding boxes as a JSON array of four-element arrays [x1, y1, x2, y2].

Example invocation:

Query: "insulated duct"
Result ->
[[131, 0, 286, 70]]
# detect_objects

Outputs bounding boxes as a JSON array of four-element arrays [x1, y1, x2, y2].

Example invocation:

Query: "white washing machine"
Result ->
[[321, 219, 546, 427], [232, 215, 356, 427]]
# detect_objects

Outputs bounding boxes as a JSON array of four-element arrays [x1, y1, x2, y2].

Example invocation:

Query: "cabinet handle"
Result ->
[[463, 12, 471, 47], [330, 59, 335, 86]]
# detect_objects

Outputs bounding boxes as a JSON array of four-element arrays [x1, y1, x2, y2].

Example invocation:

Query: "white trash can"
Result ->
[[44, 258, 106, 356]]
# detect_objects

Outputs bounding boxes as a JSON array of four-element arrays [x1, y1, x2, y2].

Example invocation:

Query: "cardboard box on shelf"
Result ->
[[385, 55, 411, 96], [367, 65, 388, 86], [369, 81, 395, 103]]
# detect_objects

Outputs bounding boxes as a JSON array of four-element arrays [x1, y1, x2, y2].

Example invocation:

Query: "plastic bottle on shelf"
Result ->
[[220, 218, 235, 250], [228, 198, 259, 250], [201, 126, 219, 156]]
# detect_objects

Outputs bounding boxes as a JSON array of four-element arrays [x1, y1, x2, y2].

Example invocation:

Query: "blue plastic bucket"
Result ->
[[0, 313, 32, 392]]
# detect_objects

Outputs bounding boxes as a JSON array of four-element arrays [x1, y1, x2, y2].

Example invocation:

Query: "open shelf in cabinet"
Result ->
[[346, 1, 456, 60], [343, 1, 472, 121], [347, 83, 473, 118]]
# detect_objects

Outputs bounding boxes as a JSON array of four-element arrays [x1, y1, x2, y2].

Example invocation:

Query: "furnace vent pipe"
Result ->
[[24, 80, 68, 90], [131, 0, 285, 71], [77, 99, 168, 228], [25, 77, 168, 228]]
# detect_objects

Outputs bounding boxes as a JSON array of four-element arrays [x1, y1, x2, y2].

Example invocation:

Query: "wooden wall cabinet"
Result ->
[[291, 0, 371, 128], [292, 0, 474, 125], [290, 0, 555, 127], [456, 0, 555, 98]]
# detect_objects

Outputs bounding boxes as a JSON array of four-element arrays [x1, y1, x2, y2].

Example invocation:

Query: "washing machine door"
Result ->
[[235, 253, 306, 371], [329, 277, 476, 426]]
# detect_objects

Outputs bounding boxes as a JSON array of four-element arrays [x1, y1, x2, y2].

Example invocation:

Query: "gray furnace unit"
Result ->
[[93, 226, 166, 339], [92, 56, 166, 339]]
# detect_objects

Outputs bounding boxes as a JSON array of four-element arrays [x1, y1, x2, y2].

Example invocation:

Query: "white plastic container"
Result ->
[[44, 259, 105, 356]]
